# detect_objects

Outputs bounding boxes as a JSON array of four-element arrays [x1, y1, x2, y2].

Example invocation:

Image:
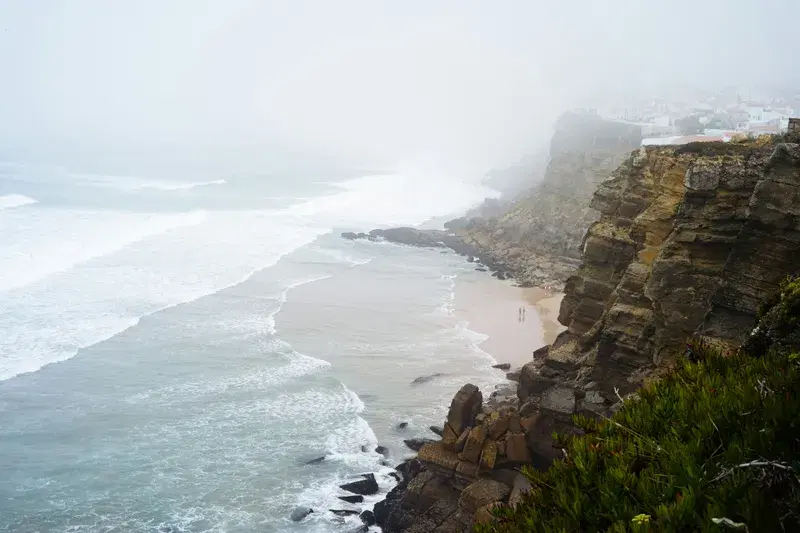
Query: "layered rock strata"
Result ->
[[522, 136, 800, 464]]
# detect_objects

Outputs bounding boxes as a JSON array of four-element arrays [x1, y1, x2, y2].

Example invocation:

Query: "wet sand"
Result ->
[[454, 276, 566, 369]]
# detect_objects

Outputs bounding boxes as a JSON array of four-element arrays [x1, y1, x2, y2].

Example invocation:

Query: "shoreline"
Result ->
[[454, 274, 565, 370]]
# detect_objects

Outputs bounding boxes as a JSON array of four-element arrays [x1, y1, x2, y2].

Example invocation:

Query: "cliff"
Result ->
[[451, 112, 643, 288], [375, 132, 800, 533]]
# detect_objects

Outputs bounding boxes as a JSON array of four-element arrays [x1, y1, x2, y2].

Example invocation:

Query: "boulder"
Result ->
[[458, 478, 510, 513], [492, 363, 512, 370], [359, 510, 376, 526], [479, 439, 498, 470], [417, 442, 460, 470], [442, 423, 459, 450], [508, 474, 532, 508], [395, 458, 423, 481], [338, 495, 364, 504], [474, 502, 501, 526], [447, 384, 483, 435], [456, 460, 480, 478], [330, 509, 360, 517], [304, 456, 326, 465], [290, 506, 314, 521], [458, 425, 487, 463], [403, 438, 435, 452], [504, 433, 532, 463], [341, 232, 358, 240], [429, 425, 443, 437], [396, 422, 408, 430], [411, 373, 447, 385], [340, 473, 379, 495], [454, 427, 470, 453], [488, 416, 510, 439], [375, 445, 389, 457]]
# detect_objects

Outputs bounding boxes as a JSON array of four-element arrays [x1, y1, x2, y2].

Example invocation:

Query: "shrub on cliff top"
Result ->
[[481, 281, 800, 533], [743, 275, 800, 357]]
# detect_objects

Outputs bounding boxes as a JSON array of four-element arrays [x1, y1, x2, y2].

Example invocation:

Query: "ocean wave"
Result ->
[[0, 209, 208, 293], [265, 274, 334, 334], [135, 178, 227, 191], [126, 350, 331, 404], [0, 210, 328, 381], [284, 172, 497, 229], [0, 194, 37, 210], [292, 384, 398, 531]]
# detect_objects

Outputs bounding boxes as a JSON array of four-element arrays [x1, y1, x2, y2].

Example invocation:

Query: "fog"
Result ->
[[1, 0, 798, 178]]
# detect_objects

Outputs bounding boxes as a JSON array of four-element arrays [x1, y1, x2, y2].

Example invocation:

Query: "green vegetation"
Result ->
[[483, 278, 800, 533]]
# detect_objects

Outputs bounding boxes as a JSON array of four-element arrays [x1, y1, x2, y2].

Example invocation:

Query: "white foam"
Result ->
[[314, 245, 374, 267], [0, 209, 207, 293], [0, 209, 328, 381], [291, 384, 399, 532], [127, 349, 331, 404], [0, 194, 37, 210], [135, 178, 227, 191], [286, 172, 497, 228], [264, 275, 333, 334], [434, 273, 458, 317], [67, 171, 228, 192]]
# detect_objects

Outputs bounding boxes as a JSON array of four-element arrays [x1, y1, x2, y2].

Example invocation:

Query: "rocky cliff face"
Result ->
[[453, 112, 642, 288], [377, 133, 800, 533], [522, 135, 800, 462]]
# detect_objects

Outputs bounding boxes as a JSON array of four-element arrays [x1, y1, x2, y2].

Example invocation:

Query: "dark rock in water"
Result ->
[[338, 494, 364, 504], [476, 267, 488, 272], [341, 232, 358, 240], [411, 373, 446, 385], [492, 363, 512, 370], [159, 526, 178, 533], [396, 421, 408, 430], [340, 473, 379, 495], [389, 471, 401, 482], [357, 232, 369, 239], [360, 445, 369, 453], [429, 425, 443, 437], [494, 271, 507, 280], [360, 510, 376, 526], [506, 371, 521, 382], [304, 456, 326, 465], [467, 255, 475, 262], [290, 506, 314, 521], [330, 509, 360, 517], [403, 438, 435, 452], [395, 458, 423, 481], [373, 483, 404, 528], [375, 445, 389, 457]]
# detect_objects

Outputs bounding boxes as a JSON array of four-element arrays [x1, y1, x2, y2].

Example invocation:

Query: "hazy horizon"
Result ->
[[2, 0, 799, 179]]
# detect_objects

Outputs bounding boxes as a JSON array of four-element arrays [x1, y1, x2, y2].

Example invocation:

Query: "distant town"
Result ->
[[588, 87, 800, 145]]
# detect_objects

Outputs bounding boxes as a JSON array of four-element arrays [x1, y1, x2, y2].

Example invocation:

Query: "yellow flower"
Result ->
[[632, 514, 651, 525]]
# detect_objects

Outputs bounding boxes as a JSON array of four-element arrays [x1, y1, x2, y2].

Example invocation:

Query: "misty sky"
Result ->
[[1, 0, 798, 176]]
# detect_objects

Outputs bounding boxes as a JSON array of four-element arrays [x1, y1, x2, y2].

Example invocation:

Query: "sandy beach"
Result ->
[[454, 275, 566, 369]]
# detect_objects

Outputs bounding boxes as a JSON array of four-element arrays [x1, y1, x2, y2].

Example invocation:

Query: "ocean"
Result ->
[[0, 162, 509, 533]]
